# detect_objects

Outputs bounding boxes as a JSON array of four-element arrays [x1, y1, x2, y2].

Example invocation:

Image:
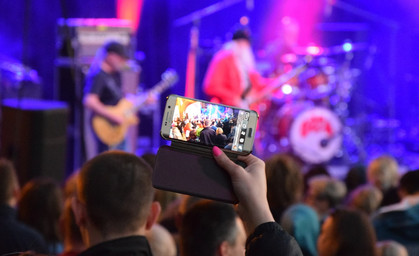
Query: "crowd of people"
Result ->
[[171, 115, 237, 149], [1, 27, 418, 256], [1, 148, 419, 256]]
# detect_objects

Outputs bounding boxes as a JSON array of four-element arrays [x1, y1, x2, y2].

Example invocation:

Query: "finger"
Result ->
[[212, 146, 242, 177], [237, 154, 261, 166]]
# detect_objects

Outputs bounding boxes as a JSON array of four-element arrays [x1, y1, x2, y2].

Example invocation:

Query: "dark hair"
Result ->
[[0, 158, 18, 204], [141, 153, 157, 169], [104, 41, 129, 59], [326, 208, 377, 256], [399, 169, 419, 195], [232, 28, 251, 42], [304, 164, 330, 194], [265, 154, 303, 222], [78, 150, 154, 236], [344, 165, 367, 193], [61, 199, 83, 248], [61, 173, 83, 249], [18, 178, 63, 247], [180, 201, 238, 256]]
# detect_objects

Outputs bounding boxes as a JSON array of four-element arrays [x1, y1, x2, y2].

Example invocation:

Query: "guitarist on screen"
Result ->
[[83, 41, 156, 157]]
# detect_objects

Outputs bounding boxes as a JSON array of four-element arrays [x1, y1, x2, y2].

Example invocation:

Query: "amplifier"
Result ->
[[56, 18, 134, 66]]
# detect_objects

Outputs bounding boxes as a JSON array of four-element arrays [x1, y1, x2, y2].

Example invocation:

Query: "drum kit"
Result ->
[[256, 43, 365, 164]]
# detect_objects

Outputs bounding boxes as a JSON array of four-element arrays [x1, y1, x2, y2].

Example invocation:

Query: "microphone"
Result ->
[[320, 132, 340, 148]]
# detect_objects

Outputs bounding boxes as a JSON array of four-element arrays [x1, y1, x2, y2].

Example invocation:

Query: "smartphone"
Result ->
[[160, 94, 258, 155]]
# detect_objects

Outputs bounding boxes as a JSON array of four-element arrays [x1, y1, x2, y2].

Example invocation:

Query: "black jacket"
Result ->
[[246, 222, 303, 256], [0, 204, 48, 255], [78, 235, 152, 256]]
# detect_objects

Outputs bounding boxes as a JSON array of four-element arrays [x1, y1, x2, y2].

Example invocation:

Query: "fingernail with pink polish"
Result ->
[[213, 146, 222, 157]]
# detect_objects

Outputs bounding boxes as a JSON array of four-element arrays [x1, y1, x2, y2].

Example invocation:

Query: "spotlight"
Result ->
[[342, 42, 353, 52], [306, 46, 322, 55], [282, 84, 293, 95]]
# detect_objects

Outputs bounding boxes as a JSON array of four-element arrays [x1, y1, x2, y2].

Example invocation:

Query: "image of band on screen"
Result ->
[[168, 97, 252, 152]]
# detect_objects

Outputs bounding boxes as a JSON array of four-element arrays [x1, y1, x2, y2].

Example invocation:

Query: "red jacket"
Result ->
[[203, 49, 268, 107]]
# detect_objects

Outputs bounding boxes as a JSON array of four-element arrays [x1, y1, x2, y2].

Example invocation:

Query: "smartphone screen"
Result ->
[[162, 95, 256, 153]]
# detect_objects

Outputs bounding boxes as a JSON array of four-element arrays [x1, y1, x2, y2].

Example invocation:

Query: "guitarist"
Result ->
[[83, 41, 155, 157]]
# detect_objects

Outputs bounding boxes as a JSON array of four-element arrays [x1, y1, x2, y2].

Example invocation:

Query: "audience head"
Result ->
[[60, 173, 85, 254], [141, 153, 157, 169], [204, 119, 212, 128], [317, 208, 377, 256], [18, 177, 63, 249], [216, 127, 224, 135], [346, 184, 382, 215], [280, 204, 319, 256], [367, 156, 399, 192], [0, 158, 19, 206], [376, 240, 408, 256], [72, 150, 160, 245], [146, 224, 177, 256], [344, 164, 367, 193], [265, 153, 303, 222], [305, 175, 347, 219], [180, 201, 246, 256], [398, 169, 419, 197], [303, 164, 330, 194]]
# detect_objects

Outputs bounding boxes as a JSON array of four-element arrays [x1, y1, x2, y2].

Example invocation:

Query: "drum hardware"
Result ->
[[256, 42, 368, 164]]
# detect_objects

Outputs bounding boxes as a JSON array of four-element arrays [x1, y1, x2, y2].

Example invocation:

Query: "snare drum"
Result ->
[[272, 102, 342, 164]]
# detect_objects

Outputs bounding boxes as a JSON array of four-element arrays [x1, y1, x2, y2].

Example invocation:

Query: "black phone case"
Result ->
[[152, 143, 239, 204]]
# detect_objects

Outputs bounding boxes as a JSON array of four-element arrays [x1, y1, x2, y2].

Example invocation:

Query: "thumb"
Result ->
[[212, 146, 241, 178]]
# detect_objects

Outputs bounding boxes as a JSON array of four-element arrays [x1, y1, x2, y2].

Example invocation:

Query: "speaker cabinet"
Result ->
[[1, 99, 69, 185]]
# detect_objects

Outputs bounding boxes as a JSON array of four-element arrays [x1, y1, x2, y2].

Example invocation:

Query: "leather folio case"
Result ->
[[152, 142, 238, 204]]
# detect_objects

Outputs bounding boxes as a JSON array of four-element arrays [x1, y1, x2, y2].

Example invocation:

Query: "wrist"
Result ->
[[239, 200, 274, 234]]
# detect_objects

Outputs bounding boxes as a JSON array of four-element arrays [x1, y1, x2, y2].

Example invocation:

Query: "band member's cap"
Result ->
[[232, 28, 251, 42], [104, 41, 130, 59]]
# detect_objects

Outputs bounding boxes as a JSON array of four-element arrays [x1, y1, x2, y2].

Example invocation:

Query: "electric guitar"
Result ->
[[244, 57, 311, 109], [92, 69, 178, 146]]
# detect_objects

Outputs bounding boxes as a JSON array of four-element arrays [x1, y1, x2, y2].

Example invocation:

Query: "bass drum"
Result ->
[[271, 101, 342, 164]]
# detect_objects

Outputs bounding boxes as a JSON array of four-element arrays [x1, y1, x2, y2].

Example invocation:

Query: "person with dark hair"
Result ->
[[203, 28, 272, 108], [59, 173, 85, 256], [344, 164, 367, 193], [303, 164, 330, 194], [18, 178, 64, 254], [0, 158, 47, 255], [373, 169, 419, 254], [317, 208, 377, 256], [180, 201, 246, 256], [72, 150, 161, 256], [265, 153, 303, 222], [212, 146, 303, 256]]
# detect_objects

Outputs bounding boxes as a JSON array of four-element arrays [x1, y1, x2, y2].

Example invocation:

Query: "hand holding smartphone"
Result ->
[[153, 95, 259, 203]]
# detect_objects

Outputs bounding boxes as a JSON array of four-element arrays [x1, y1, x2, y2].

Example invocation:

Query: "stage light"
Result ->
[[342, 42, 353, 52], [282, 84, 293, 95], [240, 16, 249, 26], [306, 46, 321, 55]]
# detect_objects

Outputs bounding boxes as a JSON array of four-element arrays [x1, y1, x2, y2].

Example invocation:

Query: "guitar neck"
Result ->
[[250, 62, 308, 105]]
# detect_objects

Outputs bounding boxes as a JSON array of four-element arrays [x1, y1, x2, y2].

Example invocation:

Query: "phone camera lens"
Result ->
[[168, 106, 171, 109]]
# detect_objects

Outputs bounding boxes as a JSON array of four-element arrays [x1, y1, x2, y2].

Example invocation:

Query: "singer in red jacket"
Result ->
[[203, 29, 270, 108]]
